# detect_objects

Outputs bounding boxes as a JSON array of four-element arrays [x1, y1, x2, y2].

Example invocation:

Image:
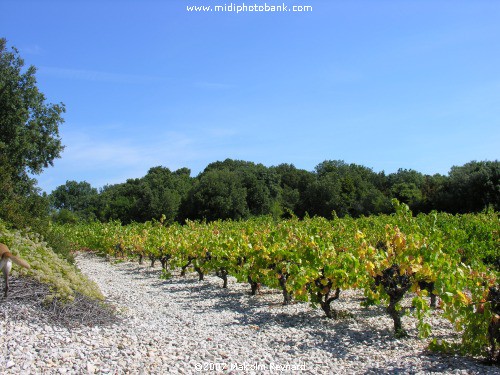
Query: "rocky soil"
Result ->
[[1, 252, 498, 374]]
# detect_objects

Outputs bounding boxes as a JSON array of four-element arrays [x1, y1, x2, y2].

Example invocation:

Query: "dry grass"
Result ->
[[0, 276, 120, 328]]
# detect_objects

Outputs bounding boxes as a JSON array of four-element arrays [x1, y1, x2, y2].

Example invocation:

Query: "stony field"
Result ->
[[1, 252, 498, 374]]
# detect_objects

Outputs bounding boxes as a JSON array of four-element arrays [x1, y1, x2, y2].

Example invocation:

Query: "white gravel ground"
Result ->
[[1, 252, 498, 374]]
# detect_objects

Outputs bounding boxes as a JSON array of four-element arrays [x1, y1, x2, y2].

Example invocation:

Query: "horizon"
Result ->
[[2, 1, 499, 193]]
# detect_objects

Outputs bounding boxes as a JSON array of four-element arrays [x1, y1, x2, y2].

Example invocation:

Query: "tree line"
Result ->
[[49, 158, 500, 224]]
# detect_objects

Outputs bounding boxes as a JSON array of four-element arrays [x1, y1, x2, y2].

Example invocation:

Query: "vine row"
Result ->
[[55, 202, 499, 362]]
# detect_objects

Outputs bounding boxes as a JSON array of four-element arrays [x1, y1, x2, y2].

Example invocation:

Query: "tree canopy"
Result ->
[[0, 38, 65, 181], [49, 159, 499, 224]]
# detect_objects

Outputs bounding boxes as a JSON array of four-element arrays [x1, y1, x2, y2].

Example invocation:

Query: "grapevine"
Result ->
[[55, 203, 499, 362]]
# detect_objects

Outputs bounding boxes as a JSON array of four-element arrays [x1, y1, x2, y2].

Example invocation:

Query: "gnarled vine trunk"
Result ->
[[376, 264, 412, 337]]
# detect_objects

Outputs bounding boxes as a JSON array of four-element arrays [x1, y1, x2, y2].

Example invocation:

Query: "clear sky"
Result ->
[[2, 0, 499, 193]]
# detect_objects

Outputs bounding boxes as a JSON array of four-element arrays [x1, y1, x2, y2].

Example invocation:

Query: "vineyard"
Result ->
[[55, 201, 500, 363]]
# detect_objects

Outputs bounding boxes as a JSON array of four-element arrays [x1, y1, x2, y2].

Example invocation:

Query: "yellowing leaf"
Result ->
[[355, 231, 365, 240], [366, 261, 376, 276], [411, 264, 422, 273], [456, 291, 470, 305]]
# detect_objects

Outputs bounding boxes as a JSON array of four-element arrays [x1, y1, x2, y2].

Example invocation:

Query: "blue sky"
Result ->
[[2, 0, 499, 193]]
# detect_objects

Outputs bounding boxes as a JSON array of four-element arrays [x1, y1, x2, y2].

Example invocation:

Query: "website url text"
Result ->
[[186, 3, 313, 13]]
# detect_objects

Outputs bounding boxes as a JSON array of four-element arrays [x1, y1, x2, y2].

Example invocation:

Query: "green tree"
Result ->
[[94, 167, 193, 223], [50, 180, 98, 221], [440, 160, 500, 213], [137, 166, 193, 222], [186, 169, 249, 221], [0, 38, 65, 183], [189, 159, 281, 220], [419, 173, 447, 212], [98, 179, 142, 224], [387, 169, 425, 210], [304, 160, 390, 218], [0, 38, 65, 227], [272, 163, 315, 217]]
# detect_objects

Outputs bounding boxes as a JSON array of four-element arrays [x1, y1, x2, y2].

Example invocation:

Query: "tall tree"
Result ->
[[0, 38, 65, 184], [137, 166, 193, 222], [191, 159, 281, 219], [98, 179, 142, 224], [304, 160, 390, 218], [387, 169, 425, 211], [50, 180, 98, 221], [0, 38, 65, 226], [440, 160, 500, 213], [186, 169, 249, 221], [272, 163, 315, 217]]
